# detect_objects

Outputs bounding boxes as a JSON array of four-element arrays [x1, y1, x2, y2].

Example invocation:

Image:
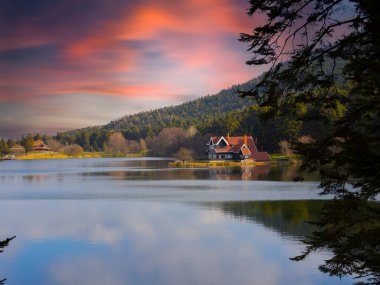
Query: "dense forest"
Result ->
[[103, 79, 258, 136], [0, 72, 333, 157], [50, 76, 307, 155]]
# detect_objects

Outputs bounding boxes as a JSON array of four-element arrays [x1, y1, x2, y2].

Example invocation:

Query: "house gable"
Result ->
[[213, 136, 228, 147], [216, 137, 228, 147]]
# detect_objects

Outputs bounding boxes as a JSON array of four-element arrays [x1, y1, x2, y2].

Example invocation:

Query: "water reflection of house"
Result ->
[[206, 134, 271, 162], [32, 140, 52, 152], [209, 165, 271, 180]]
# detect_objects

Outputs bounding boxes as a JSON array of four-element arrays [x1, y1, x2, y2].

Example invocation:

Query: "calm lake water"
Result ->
[[0, 158, 355, 284]]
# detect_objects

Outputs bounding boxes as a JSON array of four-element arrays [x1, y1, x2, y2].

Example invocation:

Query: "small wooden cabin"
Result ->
[[206, 134, 271, 162], [31, 140, 52, 152]]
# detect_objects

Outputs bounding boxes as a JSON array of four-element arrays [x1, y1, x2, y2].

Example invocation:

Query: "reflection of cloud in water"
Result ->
[[0, 201, 157, 243], [44, 205, 280, 285], [1, 201, 281, 285], [0, 200, 324, 243], [0, 179, 322, 203], [51, 258, 127, 285], [0, 200, 353, 285], [0, 159, 348, 284], [49, 245, 280, 285]]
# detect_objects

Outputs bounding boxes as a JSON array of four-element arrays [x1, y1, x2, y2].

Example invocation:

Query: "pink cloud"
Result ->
[[1, 0, 265, 136]]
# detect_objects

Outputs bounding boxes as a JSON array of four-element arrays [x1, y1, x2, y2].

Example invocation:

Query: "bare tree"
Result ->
[[106, 132, 128, 154], [278, 140, 293, 156], [175, 148, 194, 162], [63, 144, 84, 155], [139, 139, 147, 153], [127, 139, 141, 154], [148, 127, 190, 157], [46, 138, 63, 152]]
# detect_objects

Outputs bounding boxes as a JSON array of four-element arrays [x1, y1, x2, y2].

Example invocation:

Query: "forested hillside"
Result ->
[[104, 79, 258, 138], [51, 73, 329, 154], [1, 69, 336, 157]]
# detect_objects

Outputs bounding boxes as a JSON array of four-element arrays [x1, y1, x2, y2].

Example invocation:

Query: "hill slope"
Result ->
[[103, 79, 258, 137], [55, 57, 348, 153]]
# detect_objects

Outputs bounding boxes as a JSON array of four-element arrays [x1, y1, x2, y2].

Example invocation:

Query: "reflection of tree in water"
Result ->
[[0, 236, 15, 284], [208, 165, 319, 181], [292, 200, 380, 285], [207, 200, 325, 239], [209, 199, 380, 284]]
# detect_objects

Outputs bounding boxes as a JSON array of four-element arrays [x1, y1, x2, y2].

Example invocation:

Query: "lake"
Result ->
[[0, 157, 355, 284]]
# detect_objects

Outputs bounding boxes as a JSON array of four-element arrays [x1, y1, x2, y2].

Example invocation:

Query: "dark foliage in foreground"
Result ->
[[240, 0, 380, 283], [0, 236, 15, 284]]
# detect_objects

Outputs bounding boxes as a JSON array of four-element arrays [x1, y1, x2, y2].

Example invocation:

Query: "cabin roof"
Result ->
[[212, 136, 258, 154], [209, 135, 271, 161], [241, 147, 251, 156], [251, 151, 271, 161], [33, 140, 47, 147]]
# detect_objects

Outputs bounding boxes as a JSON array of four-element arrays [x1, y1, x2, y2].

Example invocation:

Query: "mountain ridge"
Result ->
[[103, 78, 258, 134]]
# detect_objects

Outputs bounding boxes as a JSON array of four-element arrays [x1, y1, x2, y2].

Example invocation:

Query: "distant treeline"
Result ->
[[1, 72, 343, 157]]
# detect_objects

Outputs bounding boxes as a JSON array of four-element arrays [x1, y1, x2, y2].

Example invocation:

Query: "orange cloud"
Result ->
[[1, 0, 262, 118], [60, 0, 257, 96]]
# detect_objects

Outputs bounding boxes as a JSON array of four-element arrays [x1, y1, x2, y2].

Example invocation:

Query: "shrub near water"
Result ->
[[63, 144, 84, 155]]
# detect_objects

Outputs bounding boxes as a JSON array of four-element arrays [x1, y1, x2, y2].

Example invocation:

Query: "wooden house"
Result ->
[[206, 134, 271, 162], [31, 140, 52, 152]]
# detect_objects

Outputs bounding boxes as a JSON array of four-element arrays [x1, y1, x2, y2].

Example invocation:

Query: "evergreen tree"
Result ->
[[240, 0, 380, 283], [6, 139, 15, 148], [0, 139, 10, 155], [21, 134, 34, 152], [34, 133, 42, 141], [223, 114, 240, 135]]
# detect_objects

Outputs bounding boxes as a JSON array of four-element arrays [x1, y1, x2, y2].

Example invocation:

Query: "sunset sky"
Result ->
[[0, 0, 264, 138]]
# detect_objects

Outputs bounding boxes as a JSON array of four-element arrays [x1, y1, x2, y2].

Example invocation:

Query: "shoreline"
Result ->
[[1, 152, 145, 160], [169, 159, 293, 168], [2, 153, 297, 166]]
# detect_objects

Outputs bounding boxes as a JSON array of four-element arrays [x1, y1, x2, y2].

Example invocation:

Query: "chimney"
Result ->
[[244, 134, 247, 146], [227, 133, 230, 140]]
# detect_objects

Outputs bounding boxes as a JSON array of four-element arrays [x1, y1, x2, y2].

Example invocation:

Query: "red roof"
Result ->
[[31, 140, 51, 151], [214, 145, 233, 153], [209, 135, 271, 161], [210, 136, 223, 145], [241, 147, 251, 156], [251, 151, 271, 162]]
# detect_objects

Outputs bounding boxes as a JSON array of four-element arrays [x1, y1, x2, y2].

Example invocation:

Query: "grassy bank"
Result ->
[[169, 154, 299, 168], [12, 151, 147, 160], [15, 152, 104, 160], [169, 160, 271, 168]]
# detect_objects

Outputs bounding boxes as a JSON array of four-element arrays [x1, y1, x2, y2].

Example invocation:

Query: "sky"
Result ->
[[0, 0, 264, 138]]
